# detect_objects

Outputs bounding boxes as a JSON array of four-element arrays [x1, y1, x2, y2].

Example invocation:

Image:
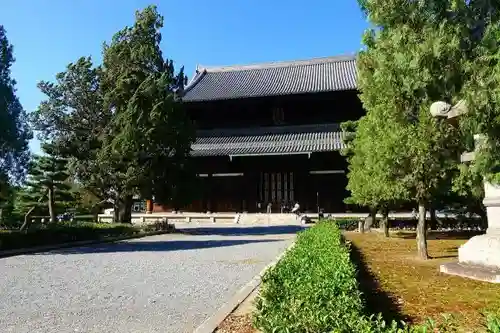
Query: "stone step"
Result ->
[[237, 214, 300, 225]]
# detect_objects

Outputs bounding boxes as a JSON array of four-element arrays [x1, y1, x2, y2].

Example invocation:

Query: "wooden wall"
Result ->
[[153, 152, 360, 213], [186, 90, 364, 130]]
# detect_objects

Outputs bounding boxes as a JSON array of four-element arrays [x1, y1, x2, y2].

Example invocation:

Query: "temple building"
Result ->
[[153, 55, 364, 213]]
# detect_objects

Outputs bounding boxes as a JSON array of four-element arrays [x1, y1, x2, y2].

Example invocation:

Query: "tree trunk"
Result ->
[[380, 207, 390, 237], [369, 207, 377, 229], [48, 187, 56, 223], [0, 207, 3, 225], [115, 195, 133, 223], [20, 190, 48, 231], [429, 206, 437, 230], [417, 201, 429, 260], [20, 206, 36, 231], [113, 201, 120, 223], [358, 219, 365, 233]]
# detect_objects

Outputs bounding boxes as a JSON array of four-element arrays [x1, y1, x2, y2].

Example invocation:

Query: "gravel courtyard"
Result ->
[[0, 224, 301, 333]]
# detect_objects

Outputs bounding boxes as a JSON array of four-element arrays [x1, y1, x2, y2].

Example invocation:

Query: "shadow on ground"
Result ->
[[177, 225, 306, 236], [349, 243, 411, 325], [393, 231, 483, 240], [36, 238, 283, 255]]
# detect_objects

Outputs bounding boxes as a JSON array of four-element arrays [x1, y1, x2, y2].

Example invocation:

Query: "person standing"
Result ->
[[291, 202, 300, 217]]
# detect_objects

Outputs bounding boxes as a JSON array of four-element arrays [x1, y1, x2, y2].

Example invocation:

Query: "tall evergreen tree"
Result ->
[[0, 26, 32, 186], [31, 6, 195, 223], [31, 57, 112, 213], [461, 21, 500, 185], [348, 1, 493, 259], [97, 5, 194, 223], [0, 172, 17, 226]]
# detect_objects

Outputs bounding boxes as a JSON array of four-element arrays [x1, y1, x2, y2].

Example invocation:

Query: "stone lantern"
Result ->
[[430, 100, 500, 283]]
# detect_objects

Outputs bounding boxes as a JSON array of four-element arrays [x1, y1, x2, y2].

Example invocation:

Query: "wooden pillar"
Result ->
[[146, 199, 153, 214], [207, 174, 213, 213]]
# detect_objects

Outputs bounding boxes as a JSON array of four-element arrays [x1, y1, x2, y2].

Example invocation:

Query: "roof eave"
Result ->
[[182, 86, 358, 103]]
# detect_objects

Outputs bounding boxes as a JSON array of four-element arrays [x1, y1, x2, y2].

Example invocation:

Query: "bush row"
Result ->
[[253, 221, 370, 332], [253, 221, 500, 333], [334, 218, 487, 232], [0, 221, 173, 251]]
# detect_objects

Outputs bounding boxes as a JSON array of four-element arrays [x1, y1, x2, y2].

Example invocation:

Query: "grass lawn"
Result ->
[[344, 231, 500, 331]]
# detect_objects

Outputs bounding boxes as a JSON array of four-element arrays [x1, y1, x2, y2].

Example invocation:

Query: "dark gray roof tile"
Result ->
[[183, 55, 357, 102], [191, 124, 345, 157]]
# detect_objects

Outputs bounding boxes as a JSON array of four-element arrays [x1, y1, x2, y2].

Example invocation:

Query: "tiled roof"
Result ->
[[182, 55, 357, 102], [191, 124, 345, 157]]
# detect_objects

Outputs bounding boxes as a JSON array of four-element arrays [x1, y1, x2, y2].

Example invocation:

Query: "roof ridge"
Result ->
[[197, 54, 356, 73]]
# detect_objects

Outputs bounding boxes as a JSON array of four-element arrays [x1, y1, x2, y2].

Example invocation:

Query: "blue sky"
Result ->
[[0, 0, 368, 153]]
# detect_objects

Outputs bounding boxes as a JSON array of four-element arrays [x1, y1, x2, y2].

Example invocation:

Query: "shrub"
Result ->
[[253, 221, 498, 332], [253, 221, 367, 332], [485, 313, 500, 333], [335, 218, 359, 231], [142, 219, 175, 232], [0, 221, 173, 251]]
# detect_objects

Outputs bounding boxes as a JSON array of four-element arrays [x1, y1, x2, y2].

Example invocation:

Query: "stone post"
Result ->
[[431, 101, 500, 282]]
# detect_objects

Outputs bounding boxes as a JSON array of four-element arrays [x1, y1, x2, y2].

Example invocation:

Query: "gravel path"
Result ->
[[0, 224, 301, 333]]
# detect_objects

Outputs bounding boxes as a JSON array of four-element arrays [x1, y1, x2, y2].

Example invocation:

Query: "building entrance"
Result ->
[[258, 172, 295, 211]]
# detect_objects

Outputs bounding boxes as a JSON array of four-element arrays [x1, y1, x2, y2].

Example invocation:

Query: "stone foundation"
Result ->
[[440, 182, 500, 283], [440, 262, 500, 283], [458, 233, 500, 268]]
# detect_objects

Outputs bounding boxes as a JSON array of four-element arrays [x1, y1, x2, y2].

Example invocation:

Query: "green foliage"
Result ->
[[30, 6, 195, 222], [350, 2, 470, 212], [99, 5, 194, 210], [252, 222, 497, 332], [348, 1, 500, 226], [253, 222, 365, 332], [0, 222, 138, 251], [0, 221, 174, 251], [0, 180, 18, 226], [485, 312, 500, 333], [70, 185, 109, 215], [343, 2, 500, 250], [0, 26, 32, 183], [461, 22, 500, 184], [31, 56, 110, 203], [17, 144, 73, 219], [253, 222, 425, 332]]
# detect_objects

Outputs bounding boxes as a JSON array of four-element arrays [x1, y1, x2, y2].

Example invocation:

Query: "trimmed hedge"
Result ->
[[0, 221, 173, 251], [252, 221, 500, 333], [253, 221, 369, 332]]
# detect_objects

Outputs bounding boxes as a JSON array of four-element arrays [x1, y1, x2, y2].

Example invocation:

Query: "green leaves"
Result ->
[[344, 0, 490, 216], [18, 144, 73, 215], [30, 6, 195, 221], [461, 22, 500, 183], [98, 5, 194, 211], [253, 222, 365, 332], [0, 26, 32, 183]]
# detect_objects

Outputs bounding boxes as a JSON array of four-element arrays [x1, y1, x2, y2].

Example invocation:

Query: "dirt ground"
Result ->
[[215, 287, 259, 333], [345, 231, 500, 330]]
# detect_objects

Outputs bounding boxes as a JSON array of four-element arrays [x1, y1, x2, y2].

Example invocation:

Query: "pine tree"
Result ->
[[19, 144, 73, 228]]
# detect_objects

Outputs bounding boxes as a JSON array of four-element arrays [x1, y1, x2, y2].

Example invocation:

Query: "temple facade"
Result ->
[[153, 55, 364, 214]]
